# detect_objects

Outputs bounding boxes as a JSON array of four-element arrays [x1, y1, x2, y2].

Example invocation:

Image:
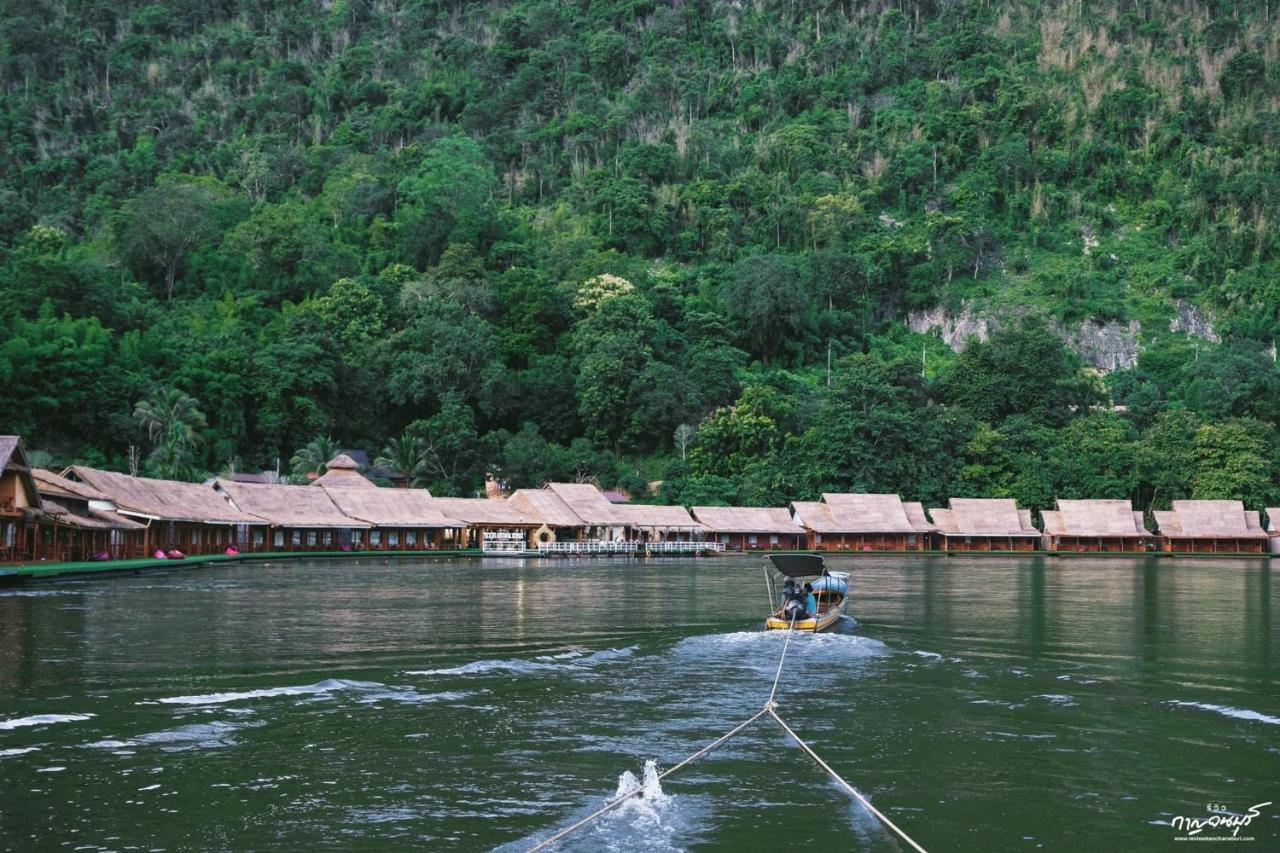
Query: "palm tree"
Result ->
[[375, 434, 426, 487], [133, 389, 207, 480], [289, 436, 342, 480]]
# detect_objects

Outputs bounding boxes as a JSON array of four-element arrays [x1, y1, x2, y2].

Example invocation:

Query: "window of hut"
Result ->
[[321, 531, 332, 547], [388, 531, 400, 547], [291, 531, 301, 547], [253, 529, 265, 546], [406, 531, 417, 547], [274, 530, 284, 548], [370, 530, 382, 546], [306, 531, 317, 547]]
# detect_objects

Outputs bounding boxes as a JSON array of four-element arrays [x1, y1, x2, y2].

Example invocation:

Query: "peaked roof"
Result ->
[[321, 485, 460, 528], [612, 503, 705, 529], [0, 436, 41, 511], [1268, 509, 1280, 534], [692, 506, 803, 534], [312, 454, 376, 489], [1154, 500, 1267, 539], [544, 482, 620, 525], [0, 436, 19, 473], [930, 498, 1039, 537], [1044, 500, 1147, 537], [430, 497, 542, 526], [215, 480, 367, 528], [507, 489, 585, 528], [820, 493, 929, 533], [32, 468, 107, 502], [791, 501, 842, 533], [67, 466, 261, 525]]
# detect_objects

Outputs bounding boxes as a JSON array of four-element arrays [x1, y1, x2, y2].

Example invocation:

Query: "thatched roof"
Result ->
[[321, 485, 460, 528], [312, 454, 376, 489], [40, 497, 146, 530], [929, 498, 1039, 537], [1267, 509, 1280, 534], [0, 436, 40, 511], [68, 466, 262, 525], [32, 468, 108, 502], [215, 480, 366, 528], [544, 482, 620, 525], [692, 506, 803, 534], [1043, 500, 1147, 537], [507, 489, 584, 528], [902, 501, 935, 532], [1154, 500, 1267, 539], [791, 501, 841, 533], [818, 493, 931, 533], [613, 503, 705, 530], [0, 436, 19, 473], [430, 497, 542, 527]]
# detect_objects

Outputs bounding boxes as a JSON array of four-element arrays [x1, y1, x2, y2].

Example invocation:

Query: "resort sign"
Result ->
[[1170, 801, 1271, 842]]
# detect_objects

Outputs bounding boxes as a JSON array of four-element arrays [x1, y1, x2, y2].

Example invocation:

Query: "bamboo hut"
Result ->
[[928, 498, 1040, 552], [67, 466, 267, 555], [507, 488, 589, 543], [1152, 500, 1267, 554], [429, 497, 542, 550], [691, 506, 805, 551], [321, 485, 464, 550], [215, 480, 369, 551], [31, 469, 147, 561], [1040, 499, 1150, 552], [542, 482, 626, 539], [0, 436, 40, 563], [1266, 509, 1280, 555], [791, 494, 934, 551]]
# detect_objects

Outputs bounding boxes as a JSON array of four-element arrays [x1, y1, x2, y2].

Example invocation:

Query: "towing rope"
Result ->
[[525, 616, 930, 853]]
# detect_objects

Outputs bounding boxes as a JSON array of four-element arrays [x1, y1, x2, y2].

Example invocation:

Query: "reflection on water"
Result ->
[[0, 555, 1276, 851]]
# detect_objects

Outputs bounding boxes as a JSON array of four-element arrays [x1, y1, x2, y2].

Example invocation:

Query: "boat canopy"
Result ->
[[768, 553, 827, 578]]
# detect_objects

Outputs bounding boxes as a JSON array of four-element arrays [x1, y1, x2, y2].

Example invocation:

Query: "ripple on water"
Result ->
[[86, 719, 263, 752], [147, 678, 384, 706], [405, 647, 636, 677], [1167, 701, 1280, 726], [0, 713, 95, 730]]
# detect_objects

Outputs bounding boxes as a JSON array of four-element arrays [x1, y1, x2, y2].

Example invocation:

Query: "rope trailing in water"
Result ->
[[525, 706, 771, 853], [525, 614, 930, 852], [767, 708, 928, 853], [767, 610, 798, 705]]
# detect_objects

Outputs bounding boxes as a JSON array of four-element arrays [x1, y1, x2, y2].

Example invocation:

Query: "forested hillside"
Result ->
[[1, 0, 1278, 510]]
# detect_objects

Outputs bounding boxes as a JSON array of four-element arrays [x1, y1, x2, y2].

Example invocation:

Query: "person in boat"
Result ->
[[780, 579, 796, 609], [803, 582, 818, 617], [782, 581, 810, 621]]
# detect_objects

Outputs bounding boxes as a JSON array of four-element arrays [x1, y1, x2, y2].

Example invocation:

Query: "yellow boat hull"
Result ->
[[765, 605, 844, 633]]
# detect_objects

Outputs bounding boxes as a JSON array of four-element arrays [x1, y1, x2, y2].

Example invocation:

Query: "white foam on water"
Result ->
[[146, 678, 383, 706], [407, 647, 635, 677], [35, 766, 66, 772], [599, 759, 683, 853], [0, 747, 40, 757], [1168, 701, 1280, 726], [0, 713, 95, 730], [674, 631, 887, 661], [913, 650, 943, 660], [1034, 694, 1077, 706]]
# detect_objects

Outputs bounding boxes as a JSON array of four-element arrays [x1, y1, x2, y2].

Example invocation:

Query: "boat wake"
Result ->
[[144, 679, 468, 707], [1167, 700, 1280, 725], [406, 647, 636, 677]]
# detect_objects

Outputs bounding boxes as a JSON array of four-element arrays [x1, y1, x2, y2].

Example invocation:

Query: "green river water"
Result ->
[[0, 555, 1276, 851]]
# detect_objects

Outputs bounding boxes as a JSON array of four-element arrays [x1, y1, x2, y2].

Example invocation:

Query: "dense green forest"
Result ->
[[1, 0, 1279, 511]]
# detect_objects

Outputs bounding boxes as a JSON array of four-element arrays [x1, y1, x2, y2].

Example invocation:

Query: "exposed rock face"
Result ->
[[909, 299, 1227, 372], [1168, 299, 1220, 342], [906, 304, 1003, 352], [1058, 320, 1141, 371], [907, 304, 1138, 371]]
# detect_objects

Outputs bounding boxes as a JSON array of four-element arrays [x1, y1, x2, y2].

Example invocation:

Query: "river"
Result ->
[[0, 555, 1276, 851]]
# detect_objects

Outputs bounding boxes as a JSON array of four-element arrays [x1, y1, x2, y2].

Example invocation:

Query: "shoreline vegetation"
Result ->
[[1, 2, 1279, 537]]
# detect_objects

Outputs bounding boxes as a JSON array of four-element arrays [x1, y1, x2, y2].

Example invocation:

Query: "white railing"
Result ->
[[533, 540, 726, 555]]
